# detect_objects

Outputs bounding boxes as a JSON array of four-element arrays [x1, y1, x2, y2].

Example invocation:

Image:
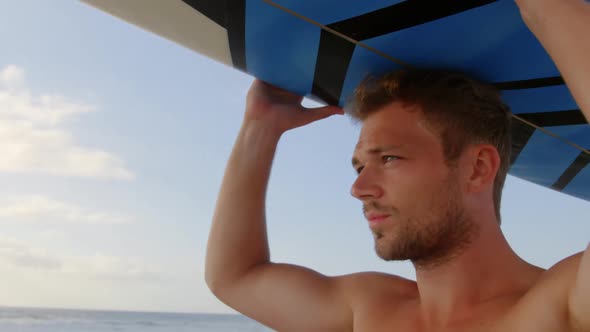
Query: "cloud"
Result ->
[[0, 237, 61, 270], [0, 237, 160, 281], [0, 65, 134, 179], [0, 195, 133, 224], [0, 65, 25, 89], [66, 253, 162, 282]]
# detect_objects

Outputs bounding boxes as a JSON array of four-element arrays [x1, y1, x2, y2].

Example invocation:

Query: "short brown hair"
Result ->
[[347, 68, 512, 224]]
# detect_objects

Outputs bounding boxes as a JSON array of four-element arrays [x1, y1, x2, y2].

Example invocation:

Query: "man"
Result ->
[[205, 0, 590, 331]]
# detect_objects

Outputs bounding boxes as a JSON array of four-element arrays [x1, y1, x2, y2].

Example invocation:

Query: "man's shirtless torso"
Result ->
[[351, 254, 580, 332]]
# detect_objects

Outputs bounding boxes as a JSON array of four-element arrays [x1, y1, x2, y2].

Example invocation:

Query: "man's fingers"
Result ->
[[314, 105, 345, 116], [323, 105, 345, 115], [303, 104, 344, 114], [303, 105, 344, 123]]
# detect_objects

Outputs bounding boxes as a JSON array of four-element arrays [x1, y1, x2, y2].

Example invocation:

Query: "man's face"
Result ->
[[351, 102, 477, 267]]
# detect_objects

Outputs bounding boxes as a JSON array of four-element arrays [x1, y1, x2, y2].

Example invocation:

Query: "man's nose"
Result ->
[[350, 169, 383, 200]]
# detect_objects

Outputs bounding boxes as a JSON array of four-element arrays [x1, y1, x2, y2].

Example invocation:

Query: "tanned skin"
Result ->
[[205, 1, 590, 331]]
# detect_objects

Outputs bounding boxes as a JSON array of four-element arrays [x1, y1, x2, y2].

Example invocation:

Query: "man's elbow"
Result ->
[[205, 262, 269, 299], [204, 265, 245, 299], [204, 266, 230, 297]]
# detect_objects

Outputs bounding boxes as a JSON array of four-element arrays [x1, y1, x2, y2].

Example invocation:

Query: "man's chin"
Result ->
[[374, 238, 402, 261], [375, 250, 404, 262]]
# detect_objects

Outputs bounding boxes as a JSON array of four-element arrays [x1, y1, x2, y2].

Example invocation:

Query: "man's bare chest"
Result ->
[[352, 298, 570, 332]]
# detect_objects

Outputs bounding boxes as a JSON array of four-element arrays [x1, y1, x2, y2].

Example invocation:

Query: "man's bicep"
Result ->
[[215, 262, 354, 331], [569, 245, 590, 330]]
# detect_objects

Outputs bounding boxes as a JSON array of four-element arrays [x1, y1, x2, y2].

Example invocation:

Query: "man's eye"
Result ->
[[355, 166, 364, 174], [382, 155, 399, 162]]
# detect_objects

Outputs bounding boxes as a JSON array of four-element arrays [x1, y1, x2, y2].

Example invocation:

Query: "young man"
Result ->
[[205, 0, 590, 331]]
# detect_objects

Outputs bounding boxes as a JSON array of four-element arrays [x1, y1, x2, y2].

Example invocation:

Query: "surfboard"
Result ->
[[81, 0, 590, 203]]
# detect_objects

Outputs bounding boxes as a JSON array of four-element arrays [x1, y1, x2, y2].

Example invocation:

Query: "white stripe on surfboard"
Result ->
[[80, 0, 233, 67]]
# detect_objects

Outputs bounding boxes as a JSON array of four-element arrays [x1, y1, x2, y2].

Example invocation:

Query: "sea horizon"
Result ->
[[0, 304, 236, 316], [0, 305, 274, 331]]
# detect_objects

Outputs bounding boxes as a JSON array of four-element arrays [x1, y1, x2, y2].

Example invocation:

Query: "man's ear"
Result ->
[[465, 144, 500, 193]]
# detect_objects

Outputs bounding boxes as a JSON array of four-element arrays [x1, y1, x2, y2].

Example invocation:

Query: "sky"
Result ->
[[0, 0, 588, 315]]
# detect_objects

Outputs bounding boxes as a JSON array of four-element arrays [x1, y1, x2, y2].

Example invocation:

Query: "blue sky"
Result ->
[[0, 0, 588, 314]]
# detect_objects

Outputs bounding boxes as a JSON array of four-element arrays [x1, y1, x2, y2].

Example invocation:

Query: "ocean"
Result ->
[[0, 306, 274, 332]]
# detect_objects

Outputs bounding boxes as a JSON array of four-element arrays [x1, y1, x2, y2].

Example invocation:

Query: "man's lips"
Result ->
[[366, 213, 390, 223]]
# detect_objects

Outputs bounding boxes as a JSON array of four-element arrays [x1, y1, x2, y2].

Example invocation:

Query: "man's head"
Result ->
[[348, 68, 512, 267]]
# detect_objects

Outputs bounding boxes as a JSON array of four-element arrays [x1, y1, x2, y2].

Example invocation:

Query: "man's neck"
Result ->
[[412, 221, 543, 327]]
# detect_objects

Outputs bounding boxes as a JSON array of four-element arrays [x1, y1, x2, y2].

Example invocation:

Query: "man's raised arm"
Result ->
[[204, 80, 351, 331], [515, 0, 590, 120], [515, 1, 590, 329]]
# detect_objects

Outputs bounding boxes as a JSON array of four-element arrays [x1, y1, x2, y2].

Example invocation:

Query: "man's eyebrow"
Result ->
[[368, 145, 403, 154], [351, 145, 403, 168]]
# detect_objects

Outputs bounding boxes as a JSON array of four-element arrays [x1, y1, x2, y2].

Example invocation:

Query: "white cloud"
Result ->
[[0, 195, 132, 224], [66, 253, 162, 282], [0, 65, 25, 90], [0, 65, 134, 179], [0, 237, 160, 281], [0, 237, 61, 270]]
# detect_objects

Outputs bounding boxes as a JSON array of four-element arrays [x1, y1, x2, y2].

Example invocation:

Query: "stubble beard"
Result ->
[[370, 176, 479, 269]]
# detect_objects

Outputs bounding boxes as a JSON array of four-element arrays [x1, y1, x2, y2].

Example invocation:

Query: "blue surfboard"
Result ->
[[81, 0, 590, 203]]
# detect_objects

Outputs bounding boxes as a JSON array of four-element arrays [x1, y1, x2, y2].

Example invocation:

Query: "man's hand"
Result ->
[[244, 79, 343, 136]]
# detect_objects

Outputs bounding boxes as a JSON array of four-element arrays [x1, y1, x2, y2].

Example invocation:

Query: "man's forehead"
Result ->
[[355, 122, 410, 150], [354, 107, 438, 152]]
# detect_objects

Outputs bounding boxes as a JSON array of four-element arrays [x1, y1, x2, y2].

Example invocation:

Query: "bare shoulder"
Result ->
[[331, 272, 417, 330], [534, 251, 584, 291], [511, 251, 585, 330], [338, 271, 416, 292], [522, 251, 583, 305], [336, 271, 417, 308]]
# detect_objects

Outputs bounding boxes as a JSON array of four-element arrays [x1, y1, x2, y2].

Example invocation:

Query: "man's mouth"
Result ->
[[366, 213, 390, 224]]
